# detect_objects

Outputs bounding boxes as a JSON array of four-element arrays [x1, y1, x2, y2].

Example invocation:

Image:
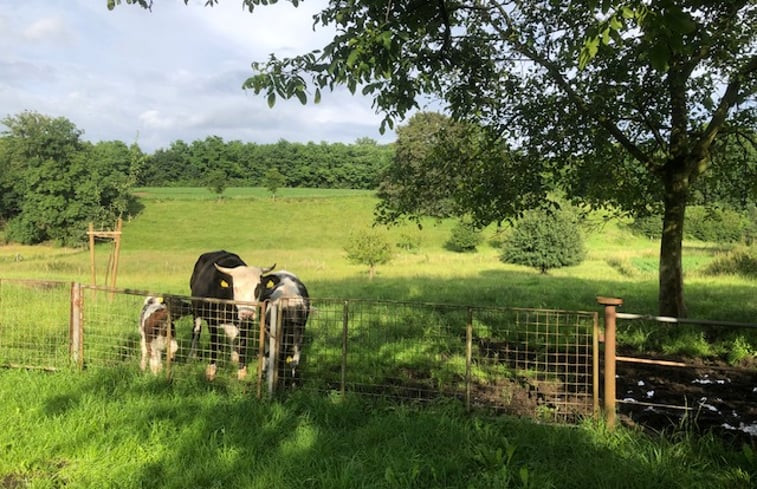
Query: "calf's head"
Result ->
[[214, 262, 275, 320]]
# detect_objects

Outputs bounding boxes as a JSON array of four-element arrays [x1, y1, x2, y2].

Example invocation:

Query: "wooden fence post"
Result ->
[[597, 296, 623, 429], [88, 224, 96, 286], [69, 282, 84, 369]]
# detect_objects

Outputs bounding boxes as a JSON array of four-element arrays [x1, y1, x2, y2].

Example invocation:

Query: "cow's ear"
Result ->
[[262, 274, 280, 290]]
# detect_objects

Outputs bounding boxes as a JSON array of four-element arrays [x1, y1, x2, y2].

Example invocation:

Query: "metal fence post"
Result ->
[[592, 311, 600, 417], [341, 300, 349, 397], [597, 296, 623, 429], [465, 307, 473, 412], [69, 282, 84, 369], [267, 302, 281, 396], [164, 297, 173, 379], [257, 301, 268, 400]]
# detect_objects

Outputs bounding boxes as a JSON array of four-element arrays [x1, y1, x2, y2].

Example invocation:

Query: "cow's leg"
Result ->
[[168, 323, 178, 362], [289, 324, 304, 382], [149, 337, 162, 374], [189, 316, 203, 359], [206, 323, 219, 381], [220, 323, 240, 365], [285, 309, 306, 385], [139, 332, 148, 371], [237, 320, 249, 380], [169, 339, 178, 361]]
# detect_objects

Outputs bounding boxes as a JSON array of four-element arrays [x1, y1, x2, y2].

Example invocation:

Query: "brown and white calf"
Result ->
[[139, 296, 178, 374]]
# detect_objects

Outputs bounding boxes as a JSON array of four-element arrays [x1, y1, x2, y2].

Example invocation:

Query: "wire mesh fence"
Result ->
[[0, 279, 72, 370], [0, 279, 598, 423]]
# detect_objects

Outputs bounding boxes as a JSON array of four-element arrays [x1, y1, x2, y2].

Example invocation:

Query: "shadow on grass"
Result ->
[[309, 268, 757, 323], [21, 367, 751, 489]]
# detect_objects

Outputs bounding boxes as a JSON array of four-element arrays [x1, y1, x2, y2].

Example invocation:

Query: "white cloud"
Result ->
[[0, 0, 399, 152], [22, 16, 74, 43]]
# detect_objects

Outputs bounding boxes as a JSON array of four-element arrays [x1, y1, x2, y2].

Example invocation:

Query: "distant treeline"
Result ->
[[139, 136, 395, 189]]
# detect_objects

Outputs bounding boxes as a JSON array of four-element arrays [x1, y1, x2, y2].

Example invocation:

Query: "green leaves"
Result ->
[[580, 2, 700, 72], [1, 111, 137, 245]]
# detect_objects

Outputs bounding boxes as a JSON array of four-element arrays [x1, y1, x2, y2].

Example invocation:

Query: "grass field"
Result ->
[[0, 187, 755, 488], [1, 367, 754, 489], [2, 187, 755, 352]]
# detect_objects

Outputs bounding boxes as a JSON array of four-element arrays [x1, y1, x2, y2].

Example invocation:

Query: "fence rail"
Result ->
[[0, 279, 598, 424], [598, 297, 757, 437]]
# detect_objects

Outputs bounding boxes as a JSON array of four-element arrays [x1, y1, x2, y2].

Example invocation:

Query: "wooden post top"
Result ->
[[596, 296, 623, 307]]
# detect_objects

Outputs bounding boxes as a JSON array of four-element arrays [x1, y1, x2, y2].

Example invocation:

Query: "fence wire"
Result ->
[[0, 280, 598, 423], [0, 279, 72, 370]]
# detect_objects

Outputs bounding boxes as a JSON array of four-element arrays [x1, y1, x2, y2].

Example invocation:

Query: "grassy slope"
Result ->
[[1, 188, 755, 488], [2, 187, 754, 319]]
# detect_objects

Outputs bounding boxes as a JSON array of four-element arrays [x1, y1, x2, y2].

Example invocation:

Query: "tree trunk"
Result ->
[[658, 168, 689, 318]]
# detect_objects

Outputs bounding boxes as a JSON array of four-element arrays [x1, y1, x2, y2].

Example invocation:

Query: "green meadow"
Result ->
[[1, 187, 755, 488], [2, 187, 755, 337]]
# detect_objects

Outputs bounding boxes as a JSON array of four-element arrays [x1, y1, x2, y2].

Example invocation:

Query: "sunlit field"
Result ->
[[1, 188, 755, 488], [2, 187, 754, 320]]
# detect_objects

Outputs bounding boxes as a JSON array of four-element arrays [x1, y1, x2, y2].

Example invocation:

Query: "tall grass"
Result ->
[[0, 368, 753, 489]]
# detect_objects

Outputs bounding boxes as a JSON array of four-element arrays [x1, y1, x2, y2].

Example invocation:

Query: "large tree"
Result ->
[[0, 111, 136, 245], [117, 1, 756, 316]]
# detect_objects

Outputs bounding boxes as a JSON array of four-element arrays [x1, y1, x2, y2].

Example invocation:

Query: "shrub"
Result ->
[[205, 169, 227, 198], [628, 214, 663, 239], [5, 215, 46, 245], [344, 228, 394, 279], [500, 208, 586, 273], [396, 231, 422, 253], [446, 218, 483, 252], [685, 206, 749, 243], [703, 245, 757, 278], [727, 336, 756, 366]]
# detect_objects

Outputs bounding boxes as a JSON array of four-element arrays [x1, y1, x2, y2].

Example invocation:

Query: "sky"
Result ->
[[0, 0, 401, 153]]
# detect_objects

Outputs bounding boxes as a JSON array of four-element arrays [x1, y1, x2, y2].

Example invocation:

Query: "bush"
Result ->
[[703, 245, 757, 278], [500, 208, 586, 273], [628, 206, 754, 244], [628, 214, 663, 239], [685, 206, 749, 243], [446, 218, 483, 252], [396, 231, 422, 253], [344, 228, 394, 279]]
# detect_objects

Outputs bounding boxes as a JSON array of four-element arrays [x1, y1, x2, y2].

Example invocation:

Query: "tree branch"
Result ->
[[485, 1, 655, 171], [692, 54, 757, 176]]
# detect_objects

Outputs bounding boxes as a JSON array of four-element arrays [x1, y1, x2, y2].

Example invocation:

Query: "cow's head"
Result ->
[[214, 263, 276, 320]]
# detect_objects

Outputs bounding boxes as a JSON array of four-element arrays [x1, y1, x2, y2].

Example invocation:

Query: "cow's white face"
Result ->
[[214, 263, 275, 320]]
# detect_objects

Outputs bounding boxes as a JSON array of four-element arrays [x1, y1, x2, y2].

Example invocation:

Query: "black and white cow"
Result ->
[[189, 250, 274, 380], [139, 296, 178, 374], [258, 271, 310, 387]]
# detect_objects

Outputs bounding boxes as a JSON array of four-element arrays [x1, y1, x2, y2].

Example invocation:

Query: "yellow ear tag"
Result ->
[[220, 280, 229, 288], [156, 297, 164, 304], [266, 280, 275, 289], [286, 356, 293, 364]]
